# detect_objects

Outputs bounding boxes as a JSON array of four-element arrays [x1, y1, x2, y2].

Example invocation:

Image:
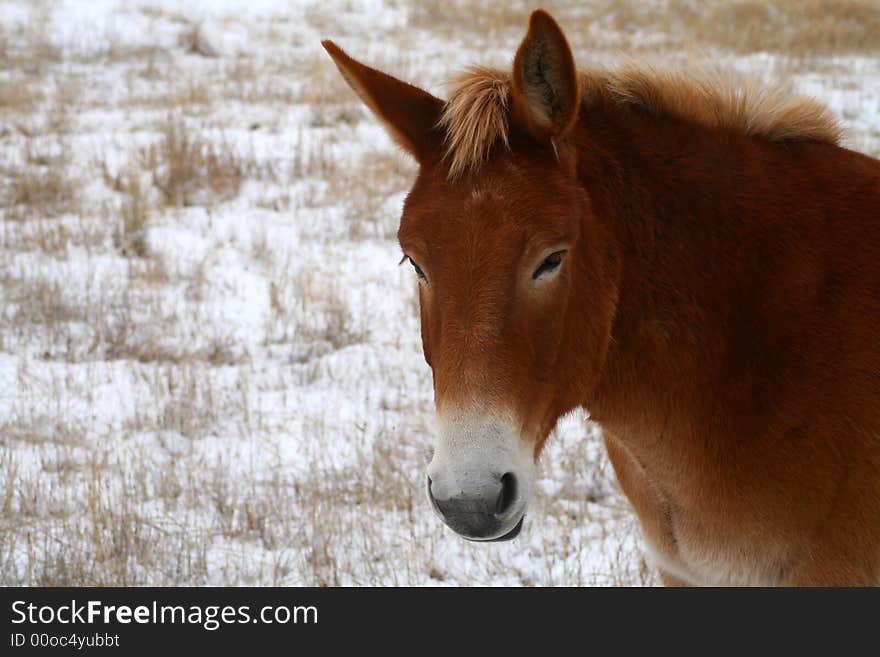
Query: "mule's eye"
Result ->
[[409, 257, 427, 282], [532, 251, 565, 280]]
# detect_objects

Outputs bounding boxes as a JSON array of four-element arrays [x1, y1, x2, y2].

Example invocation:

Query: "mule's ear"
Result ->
[[511, 10, 580, 142], [322, 40, 444, 162]]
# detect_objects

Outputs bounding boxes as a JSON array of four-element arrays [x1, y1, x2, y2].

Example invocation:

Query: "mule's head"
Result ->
[[323, 11, 618, 541]]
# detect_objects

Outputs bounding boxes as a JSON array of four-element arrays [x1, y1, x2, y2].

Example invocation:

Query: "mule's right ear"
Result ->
[[322, 40, 445, 163]]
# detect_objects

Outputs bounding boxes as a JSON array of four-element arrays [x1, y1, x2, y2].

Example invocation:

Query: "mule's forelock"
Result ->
[[439, 67, 511, 179]]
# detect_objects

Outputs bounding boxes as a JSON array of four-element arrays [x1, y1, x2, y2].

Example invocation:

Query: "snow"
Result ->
[[1, 0, 878, 586]]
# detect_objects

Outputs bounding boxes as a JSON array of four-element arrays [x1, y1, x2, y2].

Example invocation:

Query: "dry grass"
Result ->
[[410, 0, 880, 55], [3, 275, 82, 332], [0, 215, 106, 255], [0, 76, 43, 112], [689, 0, 880, 55], [105, 164, 150, 258], [268, 270, 368, 359], [334, 149, 414, 240], [409, 0, 534, 37], [144, 115, 243, 207], [578, 0, 880, 54], [1, 143, 79, 222], [0, 2, 60, 75], [1, 0, 877, 588], [179, 21, 221, 58]]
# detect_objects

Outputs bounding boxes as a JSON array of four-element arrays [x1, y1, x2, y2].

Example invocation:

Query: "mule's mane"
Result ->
[[438, 63, 842, 178]]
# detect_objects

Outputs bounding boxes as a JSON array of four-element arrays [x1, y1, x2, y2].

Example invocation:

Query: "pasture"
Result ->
[[1, 0, 879, 585]]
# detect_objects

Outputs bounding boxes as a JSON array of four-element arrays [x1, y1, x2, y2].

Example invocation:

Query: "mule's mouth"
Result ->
[[470, 514, 524, 543]]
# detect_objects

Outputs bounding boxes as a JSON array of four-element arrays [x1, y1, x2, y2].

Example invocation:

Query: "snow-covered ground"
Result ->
[[1, 0, 878, 586]]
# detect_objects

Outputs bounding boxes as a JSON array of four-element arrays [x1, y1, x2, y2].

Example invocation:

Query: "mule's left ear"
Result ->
[[511, 10, 580, 142], [322, 40, 445, 162]]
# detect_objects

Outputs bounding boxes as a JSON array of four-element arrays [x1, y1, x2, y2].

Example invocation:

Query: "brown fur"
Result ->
[[438, 67, 510, 179], [440, 64, 841, 179], [323, 9, 880, 585]]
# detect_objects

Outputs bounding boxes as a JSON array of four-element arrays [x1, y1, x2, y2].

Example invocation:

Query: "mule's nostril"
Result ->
[[496, 472, 517, 516]]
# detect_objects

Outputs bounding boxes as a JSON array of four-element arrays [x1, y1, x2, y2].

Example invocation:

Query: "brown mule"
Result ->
[[323, 9, 880, 585]]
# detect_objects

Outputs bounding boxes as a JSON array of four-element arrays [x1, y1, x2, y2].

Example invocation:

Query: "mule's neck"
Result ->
[[572, 103, 837, 458]]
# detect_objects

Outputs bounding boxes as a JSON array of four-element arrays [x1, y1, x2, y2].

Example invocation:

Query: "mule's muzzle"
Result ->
[[487, 514, 524, 542], [426, 472, 524, 542]]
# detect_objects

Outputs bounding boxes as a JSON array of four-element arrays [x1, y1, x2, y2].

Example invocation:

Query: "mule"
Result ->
[[323, 9, 880, 585]]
